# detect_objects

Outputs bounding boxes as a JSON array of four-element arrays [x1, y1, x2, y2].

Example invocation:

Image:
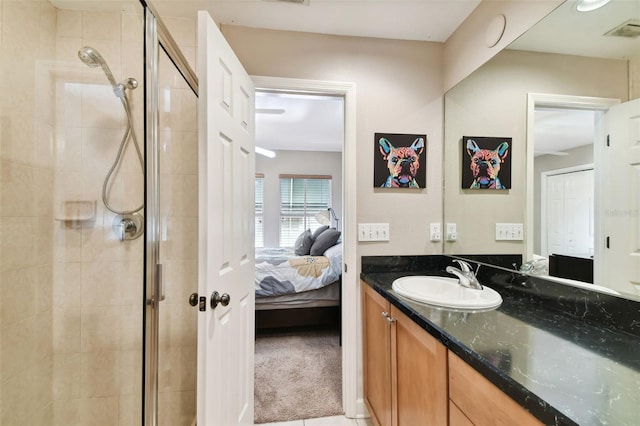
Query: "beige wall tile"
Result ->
[[1, 315, 37, 381], [0, 217, 35, 272], [79, 396, 119, 426], [119, 393, 142, 426], [52, 398, 80, 426], [57, 10, 82, 39], [81, 11, 122, 42], [53, 353, 82, 400], [54, 262, 82, 307], [1, 267, 37, 325], [53, 307, 81, 354], [118, 350, 142, 396], [0, 161, 36, 217], [81, 306, 121, 352], [81, 261, 124, 306], [80, 350, 118, 397]]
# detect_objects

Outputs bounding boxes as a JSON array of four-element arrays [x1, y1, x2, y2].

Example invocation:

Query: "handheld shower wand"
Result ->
[[78, 46, 144, 240]]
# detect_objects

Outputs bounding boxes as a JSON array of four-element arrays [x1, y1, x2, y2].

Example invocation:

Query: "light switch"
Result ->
[[495, 223, 524, 240], [358, 223, 390, 241]]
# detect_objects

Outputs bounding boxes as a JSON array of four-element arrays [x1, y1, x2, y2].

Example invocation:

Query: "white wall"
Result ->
[[444, 49, 628, 256], [256, 150, 343, 248], [222, 25, 445, 263]]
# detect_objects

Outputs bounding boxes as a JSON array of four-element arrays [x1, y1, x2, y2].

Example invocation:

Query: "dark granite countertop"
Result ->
[[361, 255, 640, 426]]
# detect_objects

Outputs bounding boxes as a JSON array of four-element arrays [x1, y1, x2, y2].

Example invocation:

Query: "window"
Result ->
[[255, 175, 264, 248], [280, 175, 331, 247]]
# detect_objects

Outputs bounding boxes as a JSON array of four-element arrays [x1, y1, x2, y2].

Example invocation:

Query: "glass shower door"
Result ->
[[155, 40, 199, 426]]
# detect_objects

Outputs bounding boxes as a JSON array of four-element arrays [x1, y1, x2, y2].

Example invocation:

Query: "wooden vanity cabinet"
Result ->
[[448, 352, 542, 426], [362, 283, 448, 426]]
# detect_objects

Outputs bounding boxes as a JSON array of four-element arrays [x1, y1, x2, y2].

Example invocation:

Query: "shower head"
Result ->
[[77, 46, 120, 93]]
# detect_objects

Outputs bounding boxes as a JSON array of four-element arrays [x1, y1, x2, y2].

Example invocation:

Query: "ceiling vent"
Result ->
[[604, 19, 640, 38]]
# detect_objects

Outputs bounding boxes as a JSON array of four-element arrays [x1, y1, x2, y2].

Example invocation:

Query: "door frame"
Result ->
[[540, 164, 594, 257], [252, 75, 358, 418], [525, 94, 619, 284]]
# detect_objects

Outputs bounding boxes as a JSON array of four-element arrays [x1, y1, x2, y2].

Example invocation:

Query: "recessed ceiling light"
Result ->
[[576, 0, 611, 12]]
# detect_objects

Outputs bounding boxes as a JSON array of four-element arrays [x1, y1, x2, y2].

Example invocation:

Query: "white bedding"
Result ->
[[255, 244, 342, 297]]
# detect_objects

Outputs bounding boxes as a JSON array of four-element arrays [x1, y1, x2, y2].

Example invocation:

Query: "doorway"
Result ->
[[253, 76, 358, 418]]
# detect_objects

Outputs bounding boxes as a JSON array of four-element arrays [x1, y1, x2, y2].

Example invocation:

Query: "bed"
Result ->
[[254, 243, 342, 333]]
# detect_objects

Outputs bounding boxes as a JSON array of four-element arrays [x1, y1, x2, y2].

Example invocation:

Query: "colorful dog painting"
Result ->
[[374, 133, 426, 188], [462, 137, 512, 189]]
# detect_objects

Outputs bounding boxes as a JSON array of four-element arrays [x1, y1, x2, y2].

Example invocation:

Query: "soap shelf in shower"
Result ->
[[55, 200, 97, 221]]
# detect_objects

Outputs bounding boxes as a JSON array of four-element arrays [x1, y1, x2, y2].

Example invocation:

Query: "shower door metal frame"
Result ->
[[142, 2, 199, 425]]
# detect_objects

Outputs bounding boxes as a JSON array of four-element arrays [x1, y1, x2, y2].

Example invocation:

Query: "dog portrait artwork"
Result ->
[[462, 136, 512, 190], [374, 133, 427, 188]]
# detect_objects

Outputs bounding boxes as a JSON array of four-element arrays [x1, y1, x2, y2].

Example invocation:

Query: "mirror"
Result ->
[[444, 0, 640, 298]]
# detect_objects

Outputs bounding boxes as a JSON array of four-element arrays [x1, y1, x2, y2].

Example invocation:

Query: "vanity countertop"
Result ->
[[361, 256, 640, 426]]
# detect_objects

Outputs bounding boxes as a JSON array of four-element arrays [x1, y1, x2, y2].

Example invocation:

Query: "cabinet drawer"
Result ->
[[448, 352, 542, 426]]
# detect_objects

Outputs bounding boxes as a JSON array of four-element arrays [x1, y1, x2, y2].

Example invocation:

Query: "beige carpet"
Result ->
[[254, 330, 343, 423]]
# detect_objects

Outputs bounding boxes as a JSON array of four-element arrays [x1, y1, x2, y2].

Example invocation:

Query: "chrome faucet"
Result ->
[[446, 260, 483, 290]]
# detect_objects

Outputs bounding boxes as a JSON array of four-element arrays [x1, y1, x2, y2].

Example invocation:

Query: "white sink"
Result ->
[[392, 276, 502, 310]]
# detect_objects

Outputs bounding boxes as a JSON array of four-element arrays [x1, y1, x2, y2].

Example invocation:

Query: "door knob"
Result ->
[[189, 293, 199, 306], [210, 291, 230, 309]]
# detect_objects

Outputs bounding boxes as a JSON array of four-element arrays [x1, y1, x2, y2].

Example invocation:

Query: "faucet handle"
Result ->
[[453, 259, 472, 272]]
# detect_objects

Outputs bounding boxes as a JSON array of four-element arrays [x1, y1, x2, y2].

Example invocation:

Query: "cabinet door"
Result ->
[[362, 284, 392, 426], [449, 401, 474, 426], [449, 352, 542, 426], [391, 306, 448, 426]]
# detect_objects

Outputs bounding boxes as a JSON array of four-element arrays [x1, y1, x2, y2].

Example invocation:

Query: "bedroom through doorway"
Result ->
[[253, 90, 345, 423]]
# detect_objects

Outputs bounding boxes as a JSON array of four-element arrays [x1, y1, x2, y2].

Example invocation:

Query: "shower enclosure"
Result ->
[[0, 0, 198, 424]]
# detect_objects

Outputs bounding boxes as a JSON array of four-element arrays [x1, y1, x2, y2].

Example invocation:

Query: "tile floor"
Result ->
[[258, 415, 374, 426]]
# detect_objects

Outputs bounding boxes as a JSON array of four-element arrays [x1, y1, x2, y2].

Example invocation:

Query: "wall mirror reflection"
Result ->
[[444, 0, 640, 298]]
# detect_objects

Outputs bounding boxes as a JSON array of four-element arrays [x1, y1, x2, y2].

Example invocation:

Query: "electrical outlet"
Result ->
[[430, 223, 441, 242], [358, 223, 390, 241], [446, 223, 457, 241]]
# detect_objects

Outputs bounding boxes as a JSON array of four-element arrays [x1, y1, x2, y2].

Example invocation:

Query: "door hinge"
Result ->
[[606, 134, 610, 147], [344, 263, 348, 273], [606, 236, 610, 249]]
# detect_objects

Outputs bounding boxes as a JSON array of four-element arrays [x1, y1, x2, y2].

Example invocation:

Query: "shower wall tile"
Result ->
[[81, 11, 122, 42], [81, 261, 124, 306], [55, 127, 82, 171], [118, 349, 142, 395], [1, 319, 38, 392], [80, 87, 123, 130], [57, 10, 82, 39], [80, 350, 118, 397], [0, 217, 35, 272], [161, 173, 198, 218], [53, 307, 81, 354], [0, 161, 36, 217], [79, 396, 118, 426], [159, 216, 198, 261], [53, 353, 82, 400], [54, 224, 83, 263], [53, 262, 82, 307], [34, 166, 54, 216], [1, 268, 37, 324], [36, 263, 54, 312], [55, 35, 83, 64], [119, 305, 143, 351], [80, 306, 121, 352], [52, 398, 80, 426], [159, 130, 198, 174], [119, 393, 142, 426]]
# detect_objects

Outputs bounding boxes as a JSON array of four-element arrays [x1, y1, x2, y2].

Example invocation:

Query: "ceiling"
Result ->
[[153, 0, 482, 43], [533, 109, 596, 157], [256, 92, 344, 152]]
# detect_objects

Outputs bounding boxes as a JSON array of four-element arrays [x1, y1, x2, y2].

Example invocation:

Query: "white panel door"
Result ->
[[196, 10, 255, 425], [546, 174, 565, 256], [563, 169, 593, 255], [603, 99, 640, 295]]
